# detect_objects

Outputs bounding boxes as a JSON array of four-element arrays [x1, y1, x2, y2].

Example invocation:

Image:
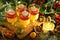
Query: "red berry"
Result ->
[[55, 14, 60, 19], [53, 2, 57, 9], [55, 14, 60, 18], [57, 1, 60, 6], [42, 13, 44, 16]]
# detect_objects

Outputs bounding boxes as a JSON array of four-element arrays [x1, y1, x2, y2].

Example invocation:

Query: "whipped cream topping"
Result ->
[[22, 11, 29, 16], [31, 6, 36, 11], [7, 9, 15, 15], [20, 4, 25, 9]]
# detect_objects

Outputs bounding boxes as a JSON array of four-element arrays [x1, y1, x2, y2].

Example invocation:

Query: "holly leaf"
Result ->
[[0, 0, 3, 7], [0, 21, 3, 25]]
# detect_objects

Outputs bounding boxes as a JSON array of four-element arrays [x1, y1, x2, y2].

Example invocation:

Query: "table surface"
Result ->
[[0, 32, 60, 40]]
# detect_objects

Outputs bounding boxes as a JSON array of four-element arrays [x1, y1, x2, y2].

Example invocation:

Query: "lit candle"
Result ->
[[28, 6, 39, 22], [6, 9, 17, 25], [16, 4, 27, 16], [19, 10, 30, 28]]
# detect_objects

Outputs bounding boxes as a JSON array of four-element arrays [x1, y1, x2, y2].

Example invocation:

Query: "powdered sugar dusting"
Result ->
[[20, 4, 24, 9]]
